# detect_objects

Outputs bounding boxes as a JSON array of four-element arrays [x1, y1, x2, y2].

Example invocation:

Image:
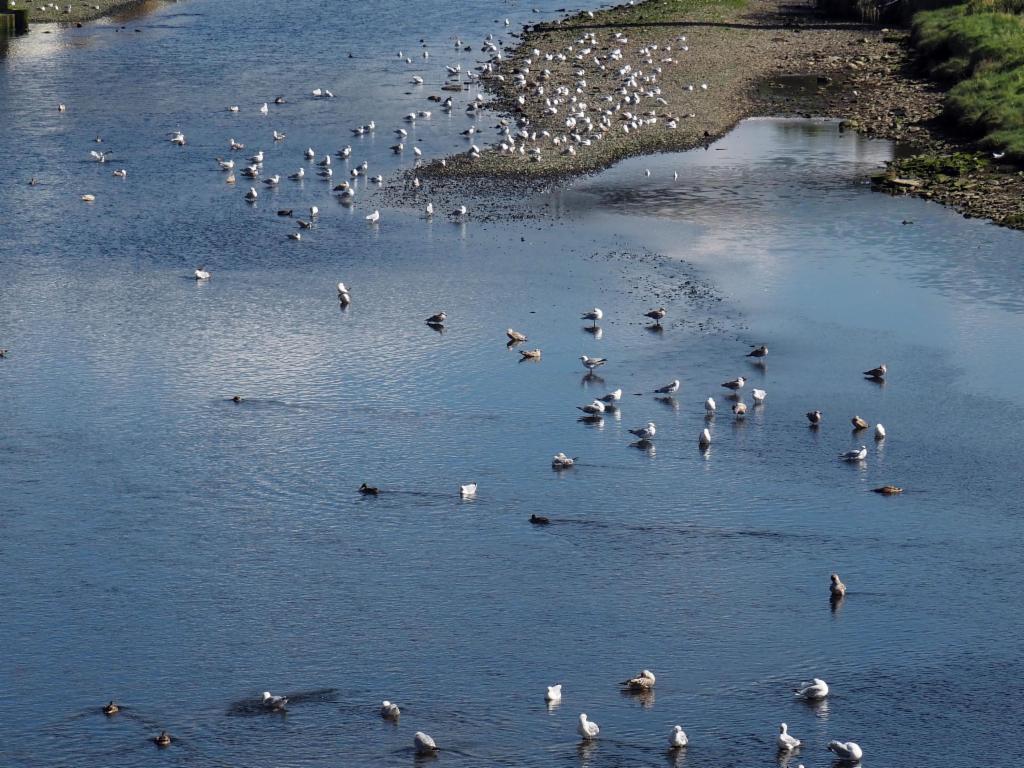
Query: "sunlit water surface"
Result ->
[[2, 3, 1023, 767]]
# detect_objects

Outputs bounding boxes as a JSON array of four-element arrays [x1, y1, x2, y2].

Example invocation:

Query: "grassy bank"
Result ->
[[913, 2, 1024, 158]]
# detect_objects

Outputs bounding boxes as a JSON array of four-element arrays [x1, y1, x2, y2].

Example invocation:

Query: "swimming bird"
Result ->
[[262, 691, 287, 711], [721, 376, 745, 390], [530, 514, 550, 525], [249, 150, 264, 164], [806, 410, 822, 426], [827, 741, 863, 763], [732, 401, 747, 417], [366, 210, 380, 223], [154, 731, 172, 747], [851, 415, 869, 430], [872, 484, 902, 495], [0, 349, 7, 358], [520, 348, 542, 360], [747, 344, 768, 359], [578, 713, 600, 740], [262, 174, 281, 186], [645, 307, 666, 326], [580, 355, 607, 373], [231, 396, 244, 403], [599, 389, 622, 404], [259, 102, 269, 114], [450, 204, 468, 220], [414, 732, 439, 755], [460, 483, 477, 498], [777, 723, 800, 751], [580, 307, 603, 327], [245, 186, 258, 202], [274, 96, 286, 104], [577, 399, 606, 416], [310, 206, 319, 218], [103, 701, 119, 715], [380, 700, 400, 719], [669, 725, 689, 749], [81, 194, 96, 202], [863, 363, 887, 380], [229, 138, 245, 150], [287, 232, 301, 241], [425, 202, 434, 217], [630, 422, 656, 441], [359, 483, 379, 495], [426, 311, 447, 326], [506, 328, 528, 342], [654, 380, 680, 395], [830, 573, 846, 597], [752, 388, 766, 404], [194, 267, 211, 280], [699, 428, 711, 448], [272, 130, 286, 141], [874, 423, 886, 440], [298, 219, 314, 229], [839, 446, 868, 462], [289, 168, 305, 180], [338, 290, 351, 306], [705, 397, 716, 414], [622, 669, 656, 690], [216, 158, 235, 170], [794, 678, 829, 700], [545, 684, 562, 702], [169, 131, 186, 146], [552, 452, 575, 469], [112, 168, 128, 178]]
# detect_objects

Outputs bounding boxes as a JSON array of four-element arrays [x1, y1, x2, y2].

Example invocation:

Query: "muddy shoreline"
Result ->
[[19, 0, 170, 25]]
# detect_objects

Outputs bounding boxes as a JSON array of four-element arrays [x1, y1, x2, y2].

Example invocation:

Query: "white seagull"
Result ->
[[414, 732, 438, 755], [669, 725, 689, 749], [366, 209, 380, 223], [839, 446, 868, 462], [577, 399, 606, 416], [777, 723, 801, 751], [705, 397, 717, 414], [599, 389, 622, 404], [699, 428, 711, 448], [194, 267, 210, 280], [580, 355, 607, 373], [721, 376, 745, 390], [580, 307, 603, 326], [629, 422, 656, 441], [827, 741, 863, 763], [460, 483, 477, 498], [752, 388, 766, 404], [654, 379, 680, 395], [577, 713, 600, 741], [380, 700, 400, 719], [794, 678, 829, 700], [875, 423, 886, 440], [545, 684, 562, 702], [262, 691, 287, 710]]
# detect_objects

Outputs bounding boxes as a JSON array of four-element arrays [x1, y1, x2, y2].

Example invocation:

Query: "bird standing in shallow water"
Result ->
[[578, 713, 600, 740], [669, 724, 689, 749], [806, 410, 822, 427], [654, 379, 680, 395], [747, 344, 768, 359], [830, 573, 846, 598], [580, 307, 603, 327], [580, 355, 607, 374], [721, 376, 745, 391], [426, 311, 447, 326], [864, 363, 887, 380], [629, 422, 656, 441], [645, 307, 666, 326], [851, 415, 869, 430]]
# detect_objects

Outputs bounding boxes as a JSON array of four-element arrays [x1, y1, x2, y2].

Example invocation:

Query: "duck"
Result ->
[[806, 410, 822, 426], [851, 415, 869, 430], [426, 311, 447, 326], [669, 725, 689, 749], [863, 363, 887, 379], [827, 741, 863, 763], [359, 483, 379, 495], [577, 713, 600, 740], [545, 684, 562, 702], [506, 328, 527, 342], [380, 700, 400, 719], [830, 572, 846, 598], [414, 732, 438, 755], [777, 723, 800, 751], [644, 307, 666, 326], [460, 483, 477, 498], [262, 691, 287, 710], [153, 731, 172, 747], [530, 514, 550, 525], [629, 422, 656, 441], [622, 669, 656, 690], [551, 452, 575, 469], [112, 168, 127, 178], [519, 348, 542, 360], [794, 678, 829, 700], [721, 376, 745, 390], [871, 485, 903, 495], [102, 701, 119, 716]]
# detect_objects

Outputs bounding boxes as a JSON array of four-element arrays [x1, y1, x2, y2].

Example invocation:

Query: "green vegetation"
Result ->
[[913, 3, 1024, 158]]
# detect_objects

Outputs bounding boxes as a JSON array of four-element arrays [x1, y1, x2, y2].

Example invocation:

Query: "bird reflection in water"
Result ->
[[577, 739, 598, 767], [621, 687, 656, 709], [583, 326, 603, 340]]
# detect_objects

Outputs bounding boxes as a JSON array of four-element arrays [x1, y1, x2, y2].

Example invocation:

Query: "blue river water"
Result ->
[[2, 2, 1023, 766]]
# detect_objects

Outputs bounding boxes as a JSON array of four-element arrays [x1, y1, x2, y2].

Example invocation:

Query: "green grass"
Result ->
[[913, 4, 1024, 157]]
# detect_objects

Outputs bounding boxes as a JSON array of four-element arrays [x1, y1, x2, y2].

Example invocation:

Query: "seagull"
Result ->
[[245, 186, 258, 202], [827, 741, 863, 763], [577, 713, 600, 741], [752, 388, 766, 404], [863, 363, 887, 380], [653, 379, 680, 395], [216, 158, 235, 170], [414, 732, 439, 755], [262, 174, 281, 186], [229, 138, 245, 150], [872, 485, 902, 495], [551, 453, 575, 469], [778, 723, 801, 751], [309, 206, 319, 217], [747, 344, 768, 359], [992, 151, 1006, 160], [380, 701, 400, 719], [366, 210, 380, 223], [580, 307, 603, 326], [450, 204, 468, 220], [259, 102, 269, 114], [721, 376, 745, 390], [622, 669, 656, 690], [262, 691, 287, 711], [169, 131, 186, 146], [506, 328, 528, 342], [249, 150, 264, 164], [545, 684, 562, 702], [194, 267, 211, 280], [705, 397, 716, 414], [425, 202, 434, 217], [851, 415, 869, 430], [698, 428, 711, 448], [520, 348, 542, 360], [460, 483, 477, 498], [669, 725, 689, 749], [839, 446, 868, 462], [599, 389, 622, 404], [830, 573, 846, 597], [629, 422, 656, 441], [112, 168, 127, 178], [874, 423, 886, 439], [644, 307, 666, 326], [577, 399, 606, 416], [272, 130, 286, 141], [732, 402, 747, 417], [580, 355, 607, 373], [287, 232, 301, 240], [426, 311, 447, 326], [794, 678, 829, 700], [806, 410, 822, 426], [289, 168, 305, 180]]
